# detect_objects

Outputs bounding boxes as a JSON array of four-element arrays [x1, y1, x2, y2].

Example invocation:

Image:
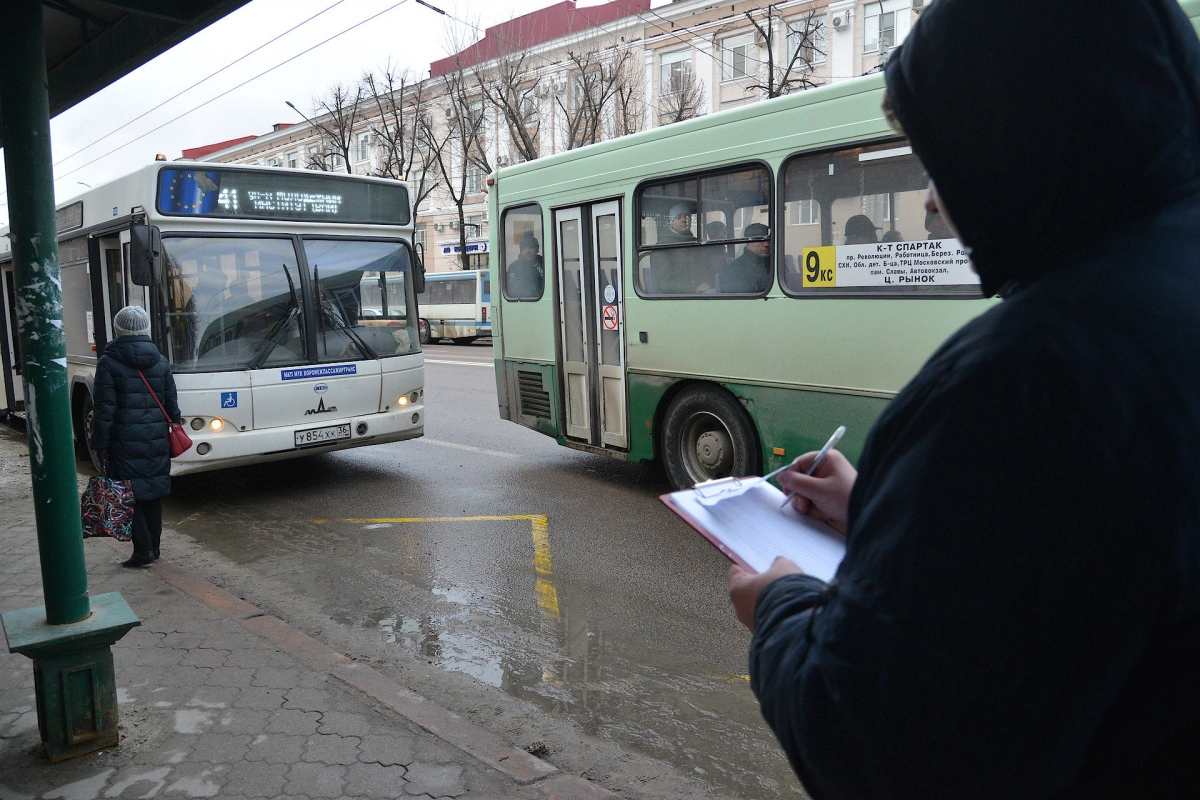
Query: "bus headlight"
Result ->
[[209, 418, 225, 432], [398, 396, 409, 406], [409, 391, 419, 404], [190, 418, 205, 431]]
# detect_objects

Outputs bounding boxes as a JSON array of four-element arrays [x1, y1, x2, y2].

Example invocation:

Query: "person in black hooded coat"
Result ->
[[727, 1, 1200, 797], [90, 305, 181, 567]]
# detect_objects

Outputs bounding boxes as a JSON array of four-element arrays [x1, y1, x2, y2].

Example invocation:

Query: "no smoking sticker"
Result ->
[[602, 305, 619, 331]]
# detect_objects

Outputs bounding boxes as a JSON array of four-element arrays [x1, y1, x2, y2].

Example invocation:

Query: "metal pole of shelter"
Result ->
[[0, 0, 91, 625], [1, 2, 141, 762]]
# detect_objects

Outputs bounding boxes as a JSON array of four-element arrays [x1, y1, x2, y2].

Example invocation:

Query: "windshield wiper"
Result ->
[[247, 265, 303, 370], [314, 265, 377, 359]]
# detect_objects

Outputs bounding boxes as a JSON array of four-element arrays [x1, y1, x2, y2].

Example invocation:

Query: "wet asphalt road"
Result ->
[[162, 341, 802, 798]]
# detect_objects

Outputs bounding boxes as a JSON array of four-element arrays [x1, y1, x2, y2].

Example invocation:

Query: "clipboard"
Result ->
[[660, 478, 846, 580]]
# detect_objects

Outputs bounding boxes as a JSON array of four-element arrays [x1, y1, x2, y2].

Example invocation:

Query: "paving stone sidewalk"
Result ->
[[0, 499, 615, 799]]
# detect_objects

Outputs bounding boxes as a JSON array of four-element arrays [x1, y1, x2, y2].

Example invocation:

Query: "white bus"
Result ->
[[0, 162, 426, 474], [415, 268, 491, 345]]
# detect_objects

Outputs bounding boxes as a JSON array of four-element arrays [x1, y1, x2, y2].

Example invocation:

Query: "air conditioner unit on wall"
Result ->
[[831, 11, 849, 30]]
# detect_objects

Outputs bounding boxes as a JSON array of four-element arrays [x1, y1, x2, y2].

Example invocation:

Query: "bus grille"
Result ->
[[517, 371, 552, 419]]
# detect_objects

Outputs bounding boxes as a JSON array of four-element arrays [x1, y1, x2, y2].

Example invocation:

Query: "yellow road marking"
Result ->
[[311, 515, 560, 619]]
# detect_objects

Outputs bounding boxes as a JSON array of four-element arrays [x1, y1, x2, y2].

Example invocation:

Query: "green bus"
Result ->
[[488, 70, 993, 491]]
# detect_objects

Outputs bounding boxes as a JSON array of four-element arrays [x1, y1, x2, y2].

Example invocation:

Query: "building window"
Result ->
[[720, 33, 756, 82], [786, 17, 827, 66], [788, 197, 820, 226], [465, 213, 486, 238], [287, 152, 299, 169], [865, 1, 911, 53], [465, 162, 486, 194], [660, 49, 692, 94], [268, 156, 281, 167], [355, 132, 372, 163], [306, 145, 319, 168]]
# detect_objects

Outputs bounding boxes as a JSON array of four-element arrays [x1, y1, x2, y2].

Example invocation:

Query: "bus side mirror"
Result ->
[[413, 243, 426, 294], [129, 224, 162, 286]]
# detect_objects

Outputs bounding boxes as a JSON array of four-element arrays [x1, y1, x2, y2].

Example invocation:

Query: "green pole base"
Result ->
[[1, 592, 140, 762]]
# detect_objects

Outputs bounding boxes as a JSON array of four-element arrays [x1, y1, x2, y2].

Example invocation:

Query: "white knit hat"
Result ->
[[113, 305, 151, 337]]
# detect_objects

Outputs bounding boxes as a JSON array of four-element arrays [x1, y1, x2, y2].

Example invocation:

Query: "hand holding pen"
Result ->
[[776, 426, 857, 531]]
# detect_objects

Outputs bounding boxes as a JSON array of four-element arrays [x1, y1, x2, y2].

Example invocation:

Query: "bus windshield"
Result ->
[[302, 238, 418, 361], [164, 236, 418, 373]]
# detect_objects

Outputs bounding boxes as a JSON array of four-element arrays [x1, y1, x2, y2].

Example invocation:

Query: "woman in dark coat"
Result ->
[[90, 305, 181, 567]]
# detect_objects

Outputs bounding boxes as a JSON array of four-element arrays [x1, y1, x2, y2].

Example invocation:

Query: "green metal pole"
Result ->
[[0, 0, 91, 624]]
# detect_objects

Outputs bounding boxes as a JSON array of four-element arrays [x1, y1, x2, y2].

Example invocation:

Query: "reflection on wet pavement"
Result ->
[[311, 515, 794, 798]]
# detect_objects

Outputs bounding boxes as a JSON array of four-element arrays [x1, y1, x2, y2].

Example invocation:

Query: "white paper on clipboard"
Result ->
[[661, 480, 846, 580]]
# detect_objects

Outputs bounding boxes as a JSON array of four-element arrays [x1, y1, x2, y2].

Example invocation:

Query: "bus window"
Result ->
[[303, 239, 419, 359], [164, 237, 307, 372], [502, 204, 544, 301], [780, 141, 977, 296], [636, 164, 772, 296]]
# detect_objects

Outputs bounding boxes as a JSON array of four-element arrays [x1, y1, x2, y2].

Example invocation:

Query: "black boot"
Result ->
[[122, 552, 154, 568]]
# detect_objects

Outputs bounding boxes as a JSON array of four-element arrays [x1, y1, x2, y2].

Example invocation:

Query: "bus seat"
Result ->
[[714, 272, 725, 293], [642, 264, 658, 293], [783, 254, 804, 291]]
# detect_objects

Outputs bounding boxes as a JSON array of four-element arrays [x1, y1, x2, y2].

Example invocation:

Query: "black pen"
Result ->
[[780, 426, 846, 510]]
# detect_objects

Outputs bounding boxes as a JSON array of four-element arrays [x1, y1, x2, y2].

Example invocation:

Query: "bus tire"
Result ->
[[79, 394, 103, 472], [419, 319, 431, 345], [661, 384, 760, 490], [452, 336, 477, 346]]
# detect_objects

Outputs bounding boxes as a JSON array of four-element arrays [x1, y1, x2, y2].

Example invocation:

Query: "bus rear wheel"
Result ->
[[661, 385, 760, 490], [418, 319, 431, 345]]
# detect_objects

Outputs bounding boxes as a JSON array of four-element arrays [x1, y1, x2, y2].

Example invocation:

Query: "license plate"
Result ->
[[294, 423, 351, 448]]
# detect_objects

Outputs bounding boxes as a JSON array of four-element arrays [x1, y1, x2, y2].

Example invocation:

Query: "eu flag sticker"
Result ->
[[220, 391, 238, 409]]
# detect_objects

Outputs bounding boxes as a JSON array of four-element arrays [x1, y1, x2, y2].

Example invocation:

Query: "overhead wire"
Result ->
[[50, 0, 347, 172], [0, 0, 412, 212]]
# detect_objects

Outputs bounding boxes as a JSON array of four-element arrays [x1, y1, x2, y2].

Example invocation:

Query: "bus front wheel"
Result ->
[[661, 385, 760, 490], [419, 319, 431, 345], [80, 394, 103, 472]]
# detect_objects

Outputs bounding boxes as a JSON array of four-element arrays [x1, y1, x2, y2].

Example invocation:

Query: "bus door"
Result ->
[[553, 201, 628, 449]]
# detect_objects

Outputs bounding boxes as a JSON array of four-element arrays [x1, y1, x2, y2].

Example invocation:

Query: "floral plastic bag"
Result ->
[[81, 474, 134, 541]]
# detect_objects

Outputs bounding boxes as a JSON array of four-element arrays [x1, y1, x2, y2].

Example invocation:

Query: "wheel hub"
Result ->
[[694, 428, 733, 474]]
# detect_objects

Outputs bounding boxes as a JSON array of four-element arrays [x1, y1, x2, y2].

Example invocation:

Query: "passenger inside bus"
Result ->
[[653, 204, 716, 293], [843, 214, 881, 245], [705, 220, 733, 264], [721, 222, 772, 293], [506, 232, 544, 299]]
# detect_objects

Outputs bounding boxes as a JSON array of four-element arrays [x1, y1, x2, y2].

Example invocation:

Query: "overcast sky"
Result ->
[[0, 0, 665, 227]]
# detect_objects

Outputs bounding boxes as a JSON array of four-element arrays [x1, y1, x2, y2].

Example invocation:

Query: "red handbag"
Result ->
[[136, 369, 193, 457]]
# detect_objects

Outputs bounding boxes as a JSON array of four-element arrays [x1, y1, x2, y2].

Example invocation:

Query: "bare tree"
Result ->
[[745, 5, 826, 99], [612, 49, 647, 137], [362, 63, 442, 217], [301, 82, 363, 173], [420, 62, 491, 268], [658, 62, 705, 125], [476, 51, 541, 164], [555, 46, 639, 151]]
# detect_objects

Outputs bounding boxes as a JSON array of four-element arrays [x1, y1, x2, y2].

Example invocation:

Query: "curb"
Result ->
[[99, 537, 619, 799]]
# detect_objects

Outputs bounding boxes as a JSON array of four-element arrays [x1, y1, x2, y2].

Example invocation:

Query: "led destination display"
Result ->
[[156, 167, 410, 225]]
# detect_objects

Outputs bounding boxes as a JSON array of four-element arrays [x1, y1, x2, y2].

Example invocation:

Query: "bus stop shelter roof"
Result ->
[[0, 0, 251, 149]]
